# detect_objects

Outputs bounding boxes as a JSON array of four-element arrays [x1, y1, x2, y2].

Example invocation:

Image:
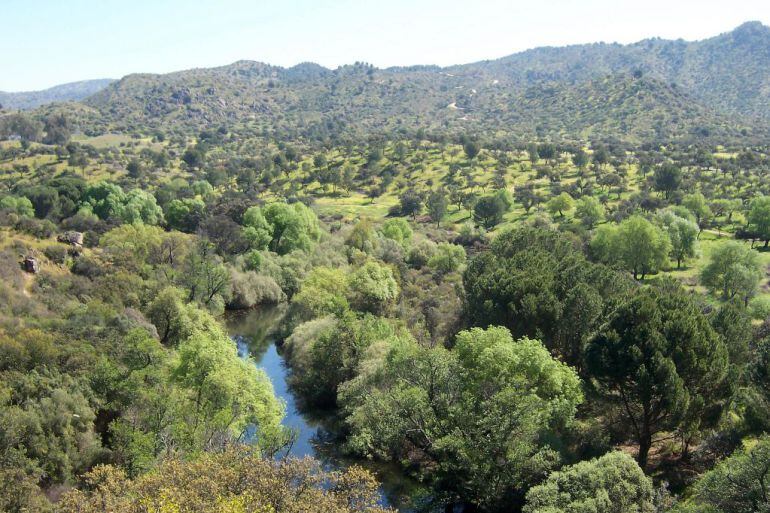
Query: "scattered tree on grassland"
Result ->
[[590, 215, 671, 279], [701, 241, 763, 303]]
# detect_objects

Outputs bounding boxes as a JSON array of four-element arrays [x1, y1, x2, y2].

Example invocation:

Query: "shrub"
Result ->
[[43, 245, 68, 265], [227, 270, 285, 309]]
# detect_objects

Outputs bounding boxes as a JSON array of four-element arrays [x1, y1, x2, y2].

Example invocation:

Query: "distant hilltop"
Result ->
[[0, 79, 115, 110]]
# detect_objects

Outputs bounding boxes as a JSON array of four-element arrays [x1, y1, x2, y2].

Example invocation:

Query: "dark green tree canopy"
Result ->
[[586, 284, 729, 468]]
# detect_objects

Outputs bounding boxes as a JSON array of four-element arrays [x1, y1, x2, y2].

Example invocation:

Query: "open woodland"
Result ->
[[1, 20, 770, 513]]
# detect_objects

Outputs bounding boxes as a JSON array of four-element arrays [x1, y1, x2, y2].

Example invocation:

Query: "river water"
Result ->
[[225, 306, 426, 512]]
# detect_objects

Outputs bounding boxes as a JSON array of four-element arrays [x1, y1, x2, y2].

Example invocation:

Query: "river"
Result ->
[[225, 306, 427, 512]]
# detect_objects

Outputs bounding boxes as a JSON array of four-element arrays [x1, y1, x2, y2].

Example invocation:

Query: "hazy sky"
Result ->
[[2, 0, 769, 91]]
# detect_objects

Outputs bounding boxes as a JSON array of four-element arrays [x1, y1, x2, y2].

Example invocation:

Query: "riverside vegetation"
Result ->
[[1, 21, 770, 513]]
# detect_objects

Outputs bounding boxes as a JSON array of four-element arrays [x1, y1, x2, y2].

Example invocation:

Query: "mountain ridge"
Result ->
[[24, 21, 770, 143], [0, 79, 114, 110]]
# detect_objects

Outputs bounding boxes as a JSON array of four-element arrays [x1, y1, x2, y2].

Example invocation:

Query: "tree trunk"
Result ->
[[638, 431, 652, 470]]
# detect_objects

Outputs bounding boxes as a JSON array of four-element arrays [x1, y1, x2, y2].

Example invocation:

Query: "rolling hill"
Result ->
[[48, 22, 770, 142], [0, 79, 114, 110]]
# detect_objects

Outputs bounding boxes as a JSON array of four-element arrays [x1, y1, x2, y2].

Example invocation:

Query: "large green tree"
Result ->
[[242, 202, 321, 254], [586, 286, 728, 468], [590, 215, 671, 279], [464, 227, 631, 367], [343, 326, 582, 511]]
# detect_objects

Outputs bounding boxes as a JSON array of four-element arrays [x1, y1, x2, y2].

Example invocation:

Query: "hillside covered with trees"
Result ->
[[1, 17, 770, 513]]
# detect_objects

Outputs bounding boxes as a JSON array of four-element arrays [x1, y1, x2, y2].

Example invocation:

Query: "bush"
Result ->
[[524, 452, 653, 513], [407, 239, 437, 268], [15, 217, 57, 239], [427, 243, 466, 275], [750, 296, 770, 321], [71, 256, 105, 278], [43, 245, 68, 265], [227, 270, 285, 309]]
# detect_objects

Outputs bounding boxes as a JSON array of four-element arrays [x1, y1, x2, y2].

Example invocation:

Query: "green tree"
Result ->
[[590, 216, 671, 279], [687, 436, 770, 513], [659, 211, 699, 268], [586, 286, 728, 468], [172, 322, 286, 451], [701, 241, 763, 303], [81, 182, 127, 220], [682, 192, 711, 237], [299, 313, 408, 407], [126, 159, 143, 179], [379, 218, 412, 248], [572, 149, 589, 170], [121, 189, 164, 225], [348, 261, 399, 314], [427, 242, 466, 275], [42, 114, 72, 145], [181, 241, 231, 308], [464, 227, 631, 366], [514, 184, 541, 214], [574, 196, 604, 228], [473, 194, 508, 228], [653, 164, 682, 200], [524, 452, 654, 513], [426, 188, 449, 227], [463, 140, 481, 161], [165, 198, 205, 233], [546, 192, 574, 218], [181, 146, 204, 169], [0, 195, 34, 217], [399, 191, 423, 219], [537, 143, 557, 164], [344, 326, 582, 511], [292, 267, 351, 319], [748, 195, 770, 247], [242, 202, 321, 255], [346, 218, 377, 253]]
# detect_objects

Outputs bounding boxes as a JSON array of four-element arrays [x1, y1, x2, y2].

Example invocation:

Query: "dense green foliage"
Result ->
[[523, 452, 654, 513], [1, 22, 770, 512]]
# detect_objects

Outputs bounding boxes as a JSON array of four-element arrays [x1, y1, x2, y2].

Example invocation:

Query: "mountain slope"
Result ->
[[0, 79, 114, 110], [76, 22, 769, 142], [454, 21, 770, 122]]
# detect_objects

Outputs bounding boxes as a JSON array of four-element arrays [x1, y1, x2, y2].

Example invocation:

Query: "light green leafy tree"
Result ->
[[574, 196, 604, 228], [348, 261, 399, 314], [427, 242, 466, 275], [524, 452, 654, 513], [379, 218, 413, 248], [242, 202, 321, 254], [701, 241, 763, 303], [686, 436, 770, 513], [0, 195, 35, 217], [343, 326, 582, 511], [590, 215, 670, 279], [546, 192, 574, 218], [748, 195, 770, 247], [658, 210, 699, 268]]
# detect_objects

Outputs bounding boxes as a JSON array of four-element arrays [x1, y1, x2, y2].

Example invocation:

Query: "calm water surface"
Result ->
[[225, 306, 427, 512]]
